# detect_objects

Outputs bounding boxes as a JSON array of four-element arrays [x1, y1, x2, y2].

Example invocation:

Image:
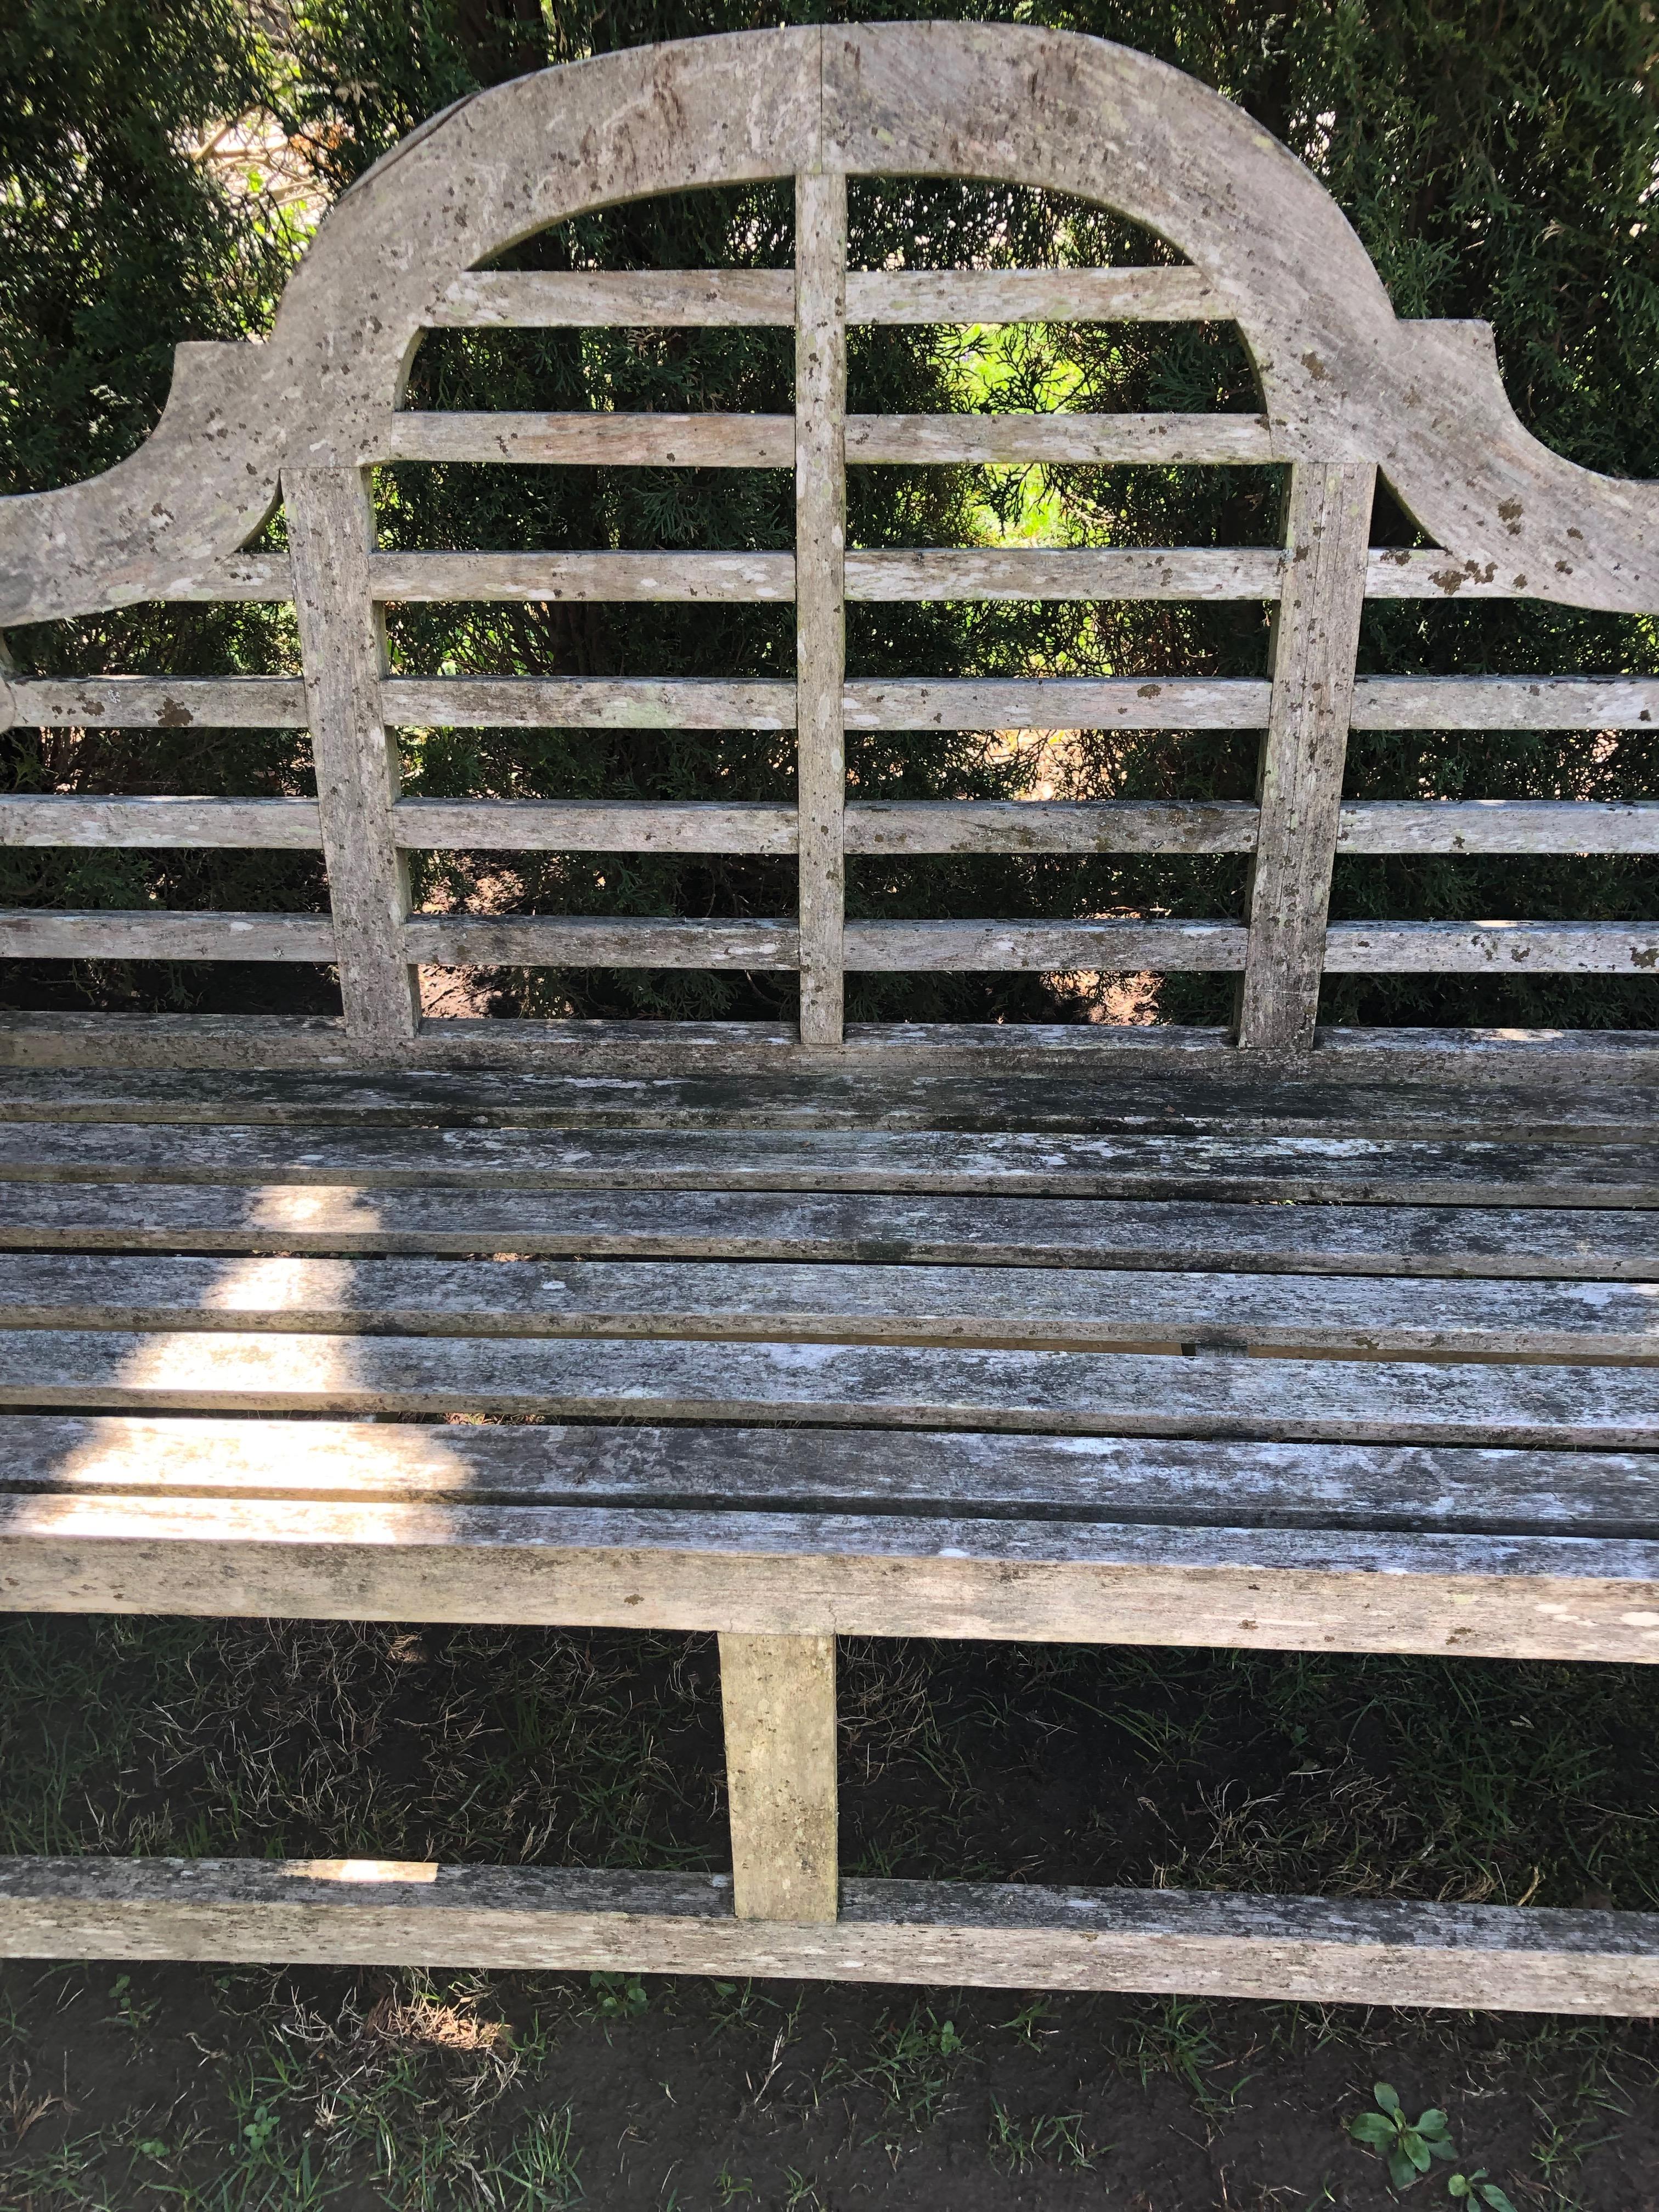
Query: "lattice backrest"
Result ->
[[2, 21, 1655, 1068]]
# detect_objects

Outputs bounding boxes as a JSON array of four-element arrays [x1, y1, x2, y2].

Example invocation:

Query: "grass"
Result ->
[[1, 1617, 1656, 2206]]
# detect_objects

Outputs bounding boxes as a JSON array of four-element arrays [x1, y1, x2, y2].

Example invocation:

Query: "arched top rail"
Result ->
[[1, 19, 1656, 625]]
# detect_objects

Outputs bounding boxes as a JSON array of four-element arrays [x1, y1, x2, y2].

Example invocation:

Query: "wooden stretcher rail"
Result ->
[[0, 911, 336, 962], [3, 1860, 1654, 2012]]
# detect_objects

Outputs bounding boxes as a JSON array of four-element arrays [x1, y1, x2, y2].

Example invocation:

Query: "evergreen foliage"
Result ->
[[2, 0, 1655, 1029]]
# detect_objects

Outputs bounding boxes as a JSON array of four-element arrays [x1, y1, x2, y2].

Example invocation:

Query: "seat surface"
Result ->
[[0, 1061, 1654, 1665]]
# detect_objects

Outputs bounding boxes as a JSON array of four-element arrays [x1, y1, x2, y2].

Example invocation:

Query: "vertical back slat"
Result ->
[[1236, 462, 1376, 1053], [794, 168, 850, 1046], [285, 466, 421, 1045]]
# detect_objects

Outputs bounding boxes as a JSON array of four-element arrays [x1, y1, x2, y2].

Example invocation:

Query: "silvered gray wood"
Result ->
[[4, 1121, 1651, 1205], [4, 1415, 1655, 1538], [1, 1859, 1652, 2011], [794, 165, 849, 1044], [284, 466, 420, 1042], [1, 1328, 1653, 1445], [5, 1252, 1651, 1358], [0, 1062, 1652, 1136], [2, 1184, 1649, 1276], [1238, 464, 1375, 1053]]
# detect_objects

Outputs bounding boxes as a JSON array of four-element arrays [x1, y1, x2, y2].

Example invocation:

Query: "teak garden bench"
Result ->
[[1, 22, 1657, 2010]]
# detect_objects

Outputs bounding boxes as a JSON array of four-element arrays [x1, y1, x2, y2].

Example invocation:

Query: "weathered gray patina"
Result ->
[[0, 25, 1655, 2004]]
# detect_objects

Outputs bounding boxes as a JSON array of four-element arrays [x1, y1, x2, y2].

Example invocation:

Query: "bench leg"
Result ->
[[718, 1633, 838, 1922]]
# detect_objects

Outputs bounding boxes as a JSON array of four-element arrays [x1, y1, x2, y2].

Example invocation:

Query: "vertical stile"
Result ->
[[720, 1632, 840, 1922], [1236, 462, 1376, 1053], [794, 167, 850, 1045], [284, 466, 421, 1044]]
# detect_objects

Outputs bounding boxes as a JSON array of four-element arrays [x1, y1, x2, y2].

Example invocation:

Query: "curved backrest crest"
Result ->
[[1, 20, 1654, 625]]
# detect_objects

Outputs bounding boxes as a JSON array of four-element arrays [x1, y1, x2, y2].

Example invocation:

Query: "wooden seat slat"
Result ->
[[5, 1253, 1654, 1361], [1, 1065, 1652, 1139], [2, 1328, 1654, 1446], [5, 1417, 1656, 1536], [3, 1182, 1650, 1277], [4, 1122, 1654, 1205], [4, 1485, 1658, 1664]]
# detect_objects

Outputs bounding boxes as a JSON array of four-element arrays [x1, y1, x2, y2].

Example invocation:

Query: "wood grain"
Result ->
[[369, 551, 794, 602], [1237, 464, 1376, 1053], [720, 1633, 839, 1921], [844, 414, 1274, 464], [5, 1252, 1652, 1359], [5, 1415, 1655, 1538], [845, 548, 1284, 601], [1325, 922, 1659, 973], [393, 799, 797, 853], [841, 919, 1246, 971], [432, 266, 1224, 328], [404, 916, 799, 969], [1, 1329, 1654, 1446], [794, 167, 849, 1045], [3, 1415, 1655, 1537], [0, 798, 324, 849], [3, 1120, 1654, 1206], [2, 1859, 1654, 2011], [284, 467, 420, 1043], [843, 800, 1258, 853], [0, 912, 336, 961], [4, 1185, 1646, 1276], [3, 1483, 1658, 1662]]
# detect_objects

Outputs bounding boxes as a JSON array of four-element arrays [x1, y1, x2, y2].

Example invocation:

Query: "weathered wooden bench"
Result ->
[[1, 22, 1657, 2011]]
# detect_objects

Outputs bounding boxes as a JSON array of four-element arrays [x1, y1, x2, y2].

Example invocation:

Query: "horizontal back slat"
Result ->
[[5, 797, 1655, 858], [87, 546, 1633, 610], [431, 266, 1224, 328], [17, 674, 1659, 735], [0, 912, 335, 961], [374, 410, 1275, 469], [8, 907, 1647, 975]]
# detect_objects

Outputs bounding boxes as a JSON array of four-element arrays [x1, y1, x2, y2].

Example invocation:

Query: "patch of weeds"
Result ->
[[1348, 2082, 1456, 2191], [986, 2096, 1096, 2174], [714, 2165, 754, 2205], [225, 2073, 334, 2209], [478, 2106, 583, 2209], [2, 2133, 121, 2212], [103, 1972, 157, 2035], [1116, 1995, 1252, 2120], [707, 1979, 764, 2035], [1448, 2173, 1518, 2211], [826, 2004, 970, 2135], [588, 1970, 650, 2022], [995, 1995, 1056, 2046]]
